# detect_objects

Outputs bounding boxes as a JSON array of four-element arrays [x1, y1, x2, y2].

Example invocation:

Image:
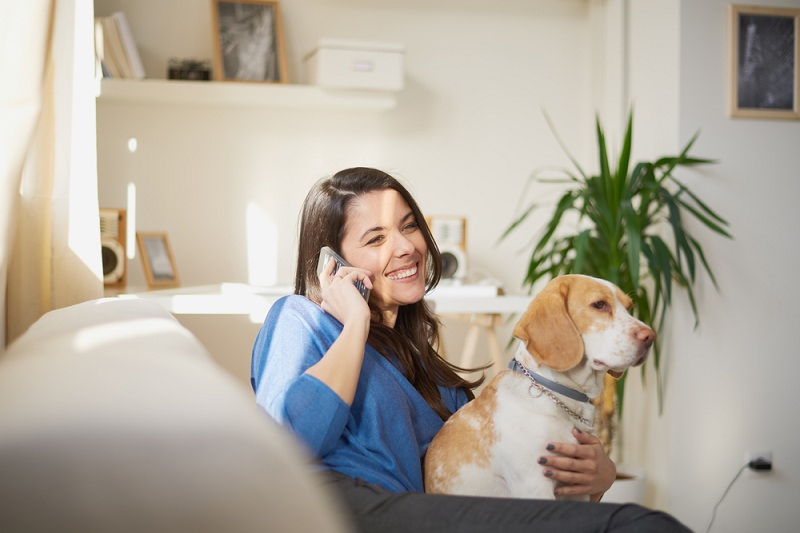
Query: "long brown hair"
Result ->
[[295, 167, 483, 419]]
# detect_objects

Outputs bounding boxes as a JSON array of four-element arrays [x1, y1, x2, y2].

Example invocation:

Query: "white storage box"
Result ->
[[305, 39, 405, 91]]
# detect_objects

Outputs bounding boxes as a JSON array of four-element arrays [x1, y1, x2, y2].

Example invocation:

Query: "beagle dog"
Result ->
[[424, 274, 655, 499]]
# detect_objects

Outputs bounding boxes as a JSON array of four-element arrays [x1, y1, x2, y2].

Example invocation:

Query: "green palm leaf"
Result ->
[[500, 111, 732, 419]]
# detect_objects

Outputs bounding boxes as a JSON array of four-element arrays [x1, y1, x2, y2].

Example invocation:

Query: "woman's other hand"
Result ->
[[537, 428, 616, 501]]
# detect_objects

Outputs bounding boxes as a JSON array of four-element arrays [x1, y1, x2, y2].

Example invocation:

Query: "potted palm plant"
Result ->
[[501, 112, 731, 455]]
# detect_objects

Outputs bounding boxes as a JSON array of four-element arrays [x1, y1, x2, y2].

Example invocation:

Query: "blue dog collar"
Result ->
[[508, 358, 591, 403]]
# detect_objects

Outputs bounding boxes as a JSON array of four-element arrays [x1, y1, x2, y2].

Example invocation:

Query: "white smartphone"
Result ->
[[316, 246, 370, 302]]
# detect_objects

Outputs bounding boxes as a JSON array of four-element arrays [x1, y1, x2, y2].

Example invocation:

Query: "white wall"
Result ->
[[676, 1, 800, 531], [619, 1, 800, 531]]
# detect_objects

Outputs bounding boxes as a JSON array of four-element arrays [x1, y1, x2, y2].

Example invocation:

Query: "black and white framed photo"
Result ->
[[137, 232, 180, 289], [211, 0, 287, 83], [729, 4, 800, 119]]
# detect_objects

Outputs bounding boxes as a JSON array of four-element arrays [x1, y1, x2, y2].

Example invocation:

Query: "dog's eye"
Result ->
[[591, 301, 609, 311]]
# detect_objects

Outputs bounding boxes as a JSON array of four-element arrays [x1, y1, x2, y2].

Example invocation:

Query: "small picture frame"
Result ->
[[137, 232, 181, 289], [729, 4, 800, 119], [211, 0, 287, 83]]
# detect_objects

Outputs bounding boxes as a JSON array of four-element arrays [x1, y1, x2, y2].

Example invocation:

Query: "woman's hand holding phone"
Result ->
[[308, 248, 374, 405], [317, 247, 373, 329]]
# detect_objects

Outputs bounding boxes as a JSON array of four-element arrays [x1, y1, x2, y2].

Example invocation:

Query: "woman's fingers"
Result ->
[[318, 260, 373, 326], [572, 427, 603, 446], [337, 268, 373, 289], [319, 257, 337, 287], [538, 428, 616, 498], [320, 257, 373, 290]]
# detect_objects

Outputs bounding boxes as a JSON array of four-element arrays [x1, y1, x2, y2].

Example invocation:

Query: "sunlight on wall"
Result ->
[[65, 0, 101, 282], [126, 138, 137, 259], [246, 202, 278, 287]]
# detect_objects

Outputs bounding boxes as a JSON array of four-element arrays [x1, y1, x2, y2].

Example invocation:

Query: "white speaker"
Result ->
[[427, 216, 468, 281], [439, 244, 468, 280], [100, 208, 127, 287]]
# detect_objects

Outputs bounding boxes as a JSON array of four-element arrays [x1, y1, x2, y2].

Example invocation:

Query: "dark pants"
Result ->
[[319, 471, 692, 533]]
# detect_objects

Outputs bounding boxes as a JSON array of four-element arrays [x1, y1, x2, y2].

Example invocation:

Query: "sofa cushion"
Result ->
[[0, 298, 351, 532]]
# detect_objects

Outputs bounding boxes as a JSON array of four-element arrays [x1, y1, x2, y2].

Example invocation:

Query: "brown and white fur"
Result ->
[[424, 274, 655, 500]]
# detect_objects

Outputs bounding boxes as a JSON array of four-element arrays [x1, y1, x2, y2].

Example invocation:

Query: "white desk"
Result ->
[[114, 283, 293, 320], [426, 285, 530, 372], [116, 283, 530, 373]]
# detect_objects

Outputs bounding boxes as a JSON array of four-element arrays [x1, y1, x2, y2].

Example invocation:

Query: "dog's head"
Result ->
[[512, 274, 655, 378]]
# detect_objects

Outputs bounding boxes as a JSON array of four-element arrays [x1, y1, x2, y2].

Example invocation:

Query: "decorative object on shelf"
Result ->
[[501, 112, 732, 454], [304, 39, 406, 91], [168, 58, 212, 80], [94, 12, 145, 79], [728, 4, 800, 120], [211, 0, 287, 83], [100, 208, 127, 287], [137, 232, 181, 289], [426, 215, 468, 281]]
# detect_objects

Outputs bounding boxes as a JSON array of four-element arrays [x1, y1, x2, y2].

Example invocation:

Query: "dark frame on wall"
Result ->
[[211, 0, 287, 83], [729, 4, 800, 119], [137, 232, 181, 289]]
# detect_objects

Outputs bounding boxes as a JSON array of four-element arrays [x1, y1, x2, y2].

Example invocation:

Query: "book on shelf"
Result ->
[[111, 12, 145, 79], [102, 16, 133, 78], [94, 12, 145, 80], [94, 18, 120, 78]]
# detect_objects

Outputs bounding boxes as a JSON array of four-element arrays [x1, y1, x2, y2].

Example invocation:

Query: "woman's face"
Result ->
[[339, 189, 428, 324]]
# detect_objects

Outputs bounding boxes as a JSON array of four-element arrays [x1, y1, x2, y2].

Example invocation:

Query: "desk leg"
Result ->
[[454, 313, 505, 374], [460, 321, 482, 370], [484, 314, 506, 373]]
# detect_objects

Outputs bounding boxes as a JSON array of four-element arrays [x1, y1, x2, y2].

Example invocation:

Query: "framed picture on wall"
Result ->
[[137, 232, 181, 289], [729, 4, 800, 119], [211, 0, 287, 83]]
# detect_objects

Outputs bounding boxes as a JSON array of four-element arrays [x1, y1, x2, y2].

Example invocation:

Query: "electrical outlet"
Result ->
[[745, 450, 773, 470]]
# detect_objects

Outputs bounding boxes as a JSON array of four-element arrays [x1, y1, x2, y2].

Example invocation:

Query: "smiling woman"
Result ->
[[249, 167, 691, 533], [269, 166, 480, 419], [338, 188, 427, 326]]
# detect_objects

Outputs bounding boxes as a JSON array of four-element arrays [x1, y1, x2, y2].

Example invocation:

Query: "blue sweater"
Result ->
[[251, 295, 469, 493]]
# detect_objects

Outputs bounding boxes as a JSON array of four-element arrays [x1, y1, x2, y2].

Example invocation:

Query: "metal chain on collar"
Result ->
[[515, 359, 592, 427]]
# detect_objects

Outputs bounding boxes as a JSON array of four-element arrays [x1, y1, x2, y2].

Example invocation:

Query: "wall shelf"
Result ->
[[97, 78, 398, 111]]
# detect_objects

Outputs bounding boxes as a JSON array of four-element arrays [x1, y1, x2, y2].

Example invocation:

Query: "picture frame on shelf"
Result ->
[[137, 232, 181, 289], [211, 0, 287, 83], [729, 4, 800, 119]]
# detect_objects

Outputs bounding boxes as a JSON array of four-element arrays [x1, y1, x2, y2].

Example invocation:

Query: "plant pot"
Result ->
[[601, 467, 646, 505]]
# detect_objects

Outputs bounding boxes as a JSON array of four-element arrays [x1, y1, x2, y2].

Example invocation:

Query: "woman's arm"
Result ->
[[537, 428, 616, 501], [251, 261, 373, 455], [251, 297, 351, 456], [304, 259, 373, 405]]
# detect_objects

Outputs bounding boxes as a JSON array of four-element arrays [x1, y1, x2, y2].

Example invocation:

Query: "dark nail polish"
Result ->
[[575, 428, 583, 434], [538, 457, 547, 465], [545, 470, 553, 477], [546, 444, 555, 451]]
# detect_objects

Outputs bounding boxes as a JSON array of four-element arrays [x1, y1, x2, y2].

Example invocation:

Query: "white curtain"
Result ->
[[1, 0, 103, 350]]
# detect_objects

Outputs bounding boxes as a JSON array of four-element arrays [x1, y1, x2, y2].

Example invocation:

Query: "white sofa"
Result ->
[[0, 298, 351, 532]]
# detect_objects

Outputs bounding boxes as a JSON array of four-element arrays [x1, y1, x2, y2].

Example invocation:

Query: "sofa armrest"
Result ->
[[0, 298, 351, 532]]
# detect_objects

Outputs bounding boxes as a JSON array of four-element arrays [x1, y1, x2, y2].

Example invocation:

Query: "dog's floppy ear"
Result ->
[[513, 278, 584, 371]]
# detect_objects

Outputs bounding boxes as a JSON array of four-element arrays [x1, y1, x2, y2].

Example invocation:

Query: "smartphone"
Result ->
[[316, 246, 370, 302]]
